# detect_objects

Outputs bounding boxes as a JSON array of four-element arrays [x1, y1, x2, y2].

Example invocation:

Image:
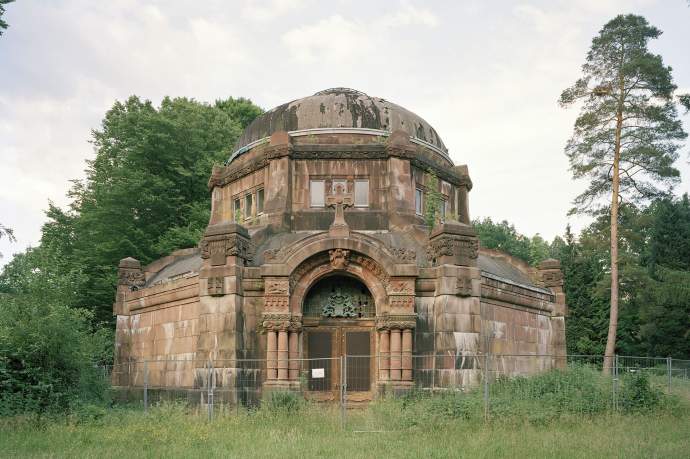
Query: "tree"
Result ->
[[0, 0, 13, 36], [559, 15, 687, 369], [4, 95, 262, 325], [0, 222, 16, 258], [0, 0, 12, 35]]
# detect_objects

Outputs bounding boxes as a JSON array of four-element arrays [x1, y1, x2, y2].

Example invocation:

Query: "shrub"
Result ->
[[263, 391, 302, 414], [618, 371, 662, 413], [0, 296, 112, 416]]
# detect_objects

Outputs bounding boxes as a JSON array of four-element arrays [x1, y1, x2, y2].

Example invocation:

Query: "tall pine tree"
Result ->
[[559, 15, 687, 370]]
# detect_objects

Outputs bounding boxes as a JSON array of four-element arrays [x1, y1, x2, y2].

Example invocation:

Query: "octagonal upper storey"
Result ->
[[207, 88, 472, 236]]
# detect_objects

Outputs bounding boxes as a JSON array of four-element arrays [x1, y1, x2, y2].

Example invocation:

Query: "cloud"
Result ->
[[1, 0, 689, 267], [241, 0, 308, 22], [379, 3, 439, 28]]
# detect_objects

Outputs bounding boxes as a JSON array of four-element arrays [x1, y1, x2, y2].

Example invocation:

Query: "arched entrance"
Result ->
[[302, 274, 376, 401]]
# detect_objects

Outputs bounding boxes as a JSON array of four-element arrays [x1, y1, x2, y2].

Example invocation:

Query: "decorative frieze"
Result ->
[[389, 296, 415, 311], [264, 296, 290, 311], [376, 313, 417, 330], [261, 313, 302, 332], [428, 221, 479, 267], [200, 222, 254, 265]]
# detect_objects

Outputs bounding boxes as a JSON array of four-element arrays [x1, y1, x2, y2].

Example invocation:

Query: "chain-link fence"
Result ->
[[104, 353, 690, 425]]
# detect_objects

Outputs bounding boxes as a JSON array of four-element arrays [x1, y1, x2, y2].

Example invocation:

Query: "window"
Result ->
[[439, 199, 447, 222], [244, 193, 253, 219], [331, 179, 347, 194], [310, 180, 325, 207], [233, 198, 241, 221], [257, 189, 264, 214], [354, 180, 369, 207], [415, 188, 423, 215]]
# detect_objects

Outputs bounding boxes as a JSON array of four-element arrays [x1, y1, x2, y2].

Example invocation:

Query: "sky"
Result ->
[[1, 0, 689, 266]]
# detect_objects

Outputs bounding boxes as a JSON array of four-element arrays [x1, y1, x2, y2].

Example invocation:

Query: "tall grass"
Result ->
[[0, 366, 688, 458]]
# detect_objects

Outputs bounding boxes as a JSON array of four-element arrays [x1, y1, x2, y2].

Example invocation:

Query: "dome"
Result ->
[[230, 88, 447, 161]]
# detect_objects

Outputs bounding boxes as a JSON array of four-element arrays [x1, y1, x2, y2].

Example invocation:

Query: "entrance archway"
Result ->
[[302, 274, 376, 400]]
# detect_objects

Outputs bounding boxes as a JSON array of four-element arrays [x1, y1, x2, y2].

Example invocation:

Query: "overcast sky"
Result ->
[[1, 0, 689, 266]]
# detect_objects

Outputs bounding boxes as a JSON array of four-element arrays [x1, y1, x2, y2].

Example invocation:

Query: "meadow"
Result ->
[[1, 368, 689, 459]]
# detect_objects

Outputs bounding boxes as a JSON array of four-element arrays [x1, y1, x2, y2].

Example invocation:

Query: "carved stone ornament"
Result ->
[[428, 234, 479, 265], [264, 296, 289, 311], [389, 296, 415, 311], [376, 313, 416, 330], [321, 288, 357, 318], [329, 248, 350, 269], [354, 255, 389, 287], [261, 313, 302, 332], [390, 247, 416, 263], [265, 279, 289, 295], [387, 279, 414, 295], [208, 276, 225, 296], [201, 233, 254, 265], [118, 270, 145, 291]]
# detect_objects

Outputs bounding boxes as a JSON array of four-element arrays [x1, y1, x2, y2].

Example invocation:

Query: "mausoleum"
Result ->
[[112, 88, 566, 402]]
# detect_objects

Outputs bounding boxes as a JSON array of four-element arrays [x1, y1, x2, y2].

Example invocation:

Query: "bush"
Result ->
[[0, 296, 112, 416], [618, 371, 662, 412], [263, 391, 302, 414]]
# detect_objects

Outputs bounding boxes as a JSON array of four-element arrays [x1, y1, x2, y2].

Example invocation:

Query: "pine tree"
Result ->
[[559, 15, 687, 371]]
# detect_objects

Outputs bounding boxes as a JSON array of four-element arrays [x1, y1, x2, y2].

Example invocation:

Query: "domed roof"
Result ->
[[231, 88, 447, 158]]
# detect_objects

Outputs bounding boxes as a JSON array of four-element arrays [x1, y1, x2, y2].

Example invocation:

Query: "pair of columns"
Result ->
[[378, 328, 413, 381], [266, 329, 300, 381]]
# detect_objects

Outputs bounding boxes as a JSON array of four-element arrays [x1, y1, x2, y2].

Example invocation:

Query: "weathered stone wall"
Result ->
[[114, 276, 200, 388]]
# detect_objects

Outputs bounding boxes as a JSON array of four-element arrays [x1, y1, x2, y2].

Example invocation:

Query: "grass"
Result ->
[[1, 369, 689, 458]]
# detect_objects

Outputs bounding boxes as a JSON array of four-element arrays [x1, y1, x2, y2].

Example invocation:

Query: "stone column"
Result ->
[[277, 330, 289, 380], [266, 330, 277, 380], [378, 329, 390, 381], [390, 329, 402, 381], [288, 330, 300, 380], [538, 259, 567, 369], [196, 222, 253, 392], [428, 221, 482, 389], [402, 328, 413, 381]]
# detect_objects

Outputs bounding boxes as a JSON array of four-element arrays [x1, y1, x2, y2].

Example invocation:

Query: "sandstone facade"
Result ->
[[113, 88, 566, 401]]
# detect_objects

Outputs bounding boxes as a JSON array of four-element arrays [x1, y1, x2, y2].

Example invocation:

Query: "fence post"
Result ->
[[340, 355, 346, 429], [667, 357, 672, 392], [613, 354, 619, 411], [207, 358, 214, 422], [483, 352, 489, 422], [143, 360, 148, 412]]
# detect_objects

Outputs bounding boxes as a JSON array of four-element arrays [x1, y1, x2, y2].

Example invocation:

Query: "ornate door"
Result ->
[[304, 326, 374, 400]]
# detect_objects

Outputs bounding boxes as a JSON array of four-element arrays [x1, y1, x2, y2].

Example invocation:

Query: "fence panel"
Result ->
[[105, 353, 688, 425]]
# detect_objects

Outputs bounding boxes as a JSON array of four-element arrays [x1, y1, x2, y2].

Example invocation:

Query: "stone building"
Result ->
[[113, 88, 566, 401]]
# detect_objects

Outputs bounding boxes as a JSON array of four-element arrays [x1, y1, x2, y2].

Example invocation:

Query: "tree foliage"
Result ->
[[559, 14, 687, 366], [473, 197, 690, 360], [559, 15, 686, 213], [0, 247, 112, 415], [0, 0, 13, 36], [472, 218, 557, 266], [0, 95, 262, 326]]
